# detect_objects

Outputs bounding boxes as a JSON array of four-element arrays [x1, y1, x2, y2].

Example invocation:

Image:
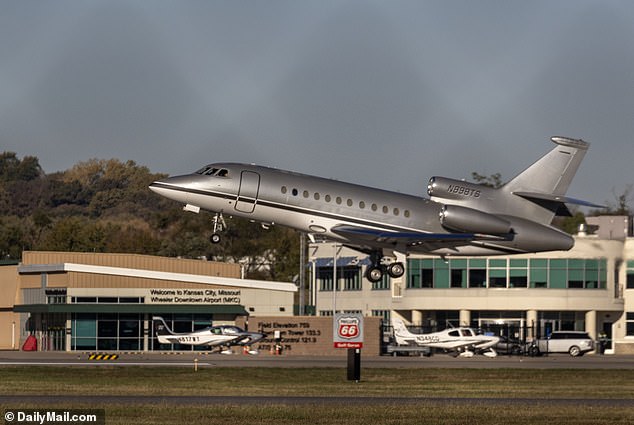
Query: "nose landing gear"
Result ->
[[210, 212, 227, 244]]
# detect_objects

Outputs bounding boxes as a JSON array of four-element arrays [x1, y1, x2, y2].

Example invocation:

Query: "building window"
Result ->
[[318, 266, 362, 291], [626, 261, 634, 289], [529, 259, 548, 288], [488, 259, 507, 288], [468, 259, 487, 288], [450, 259, 467, 288], [372, 273, 390, 290], [549, 259, 568, 288], [318, 268, 334, 291], [407, 259, 435, 288], [342, 266, 361, 291], [627, 312, 634, 336], [509, 259, 528, 288], [372, 310, 390, 322]]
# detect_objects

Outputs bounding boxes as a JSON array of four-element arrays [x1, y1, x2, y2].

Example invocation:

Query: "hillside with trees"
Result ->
[[1, 153, 627, 281], [0, 152, 300, 282]]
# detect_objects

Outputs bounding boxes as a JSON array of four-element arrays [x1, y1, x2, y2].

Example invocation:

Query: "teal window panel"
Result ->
[[489, 259, 507, 268], [510, 259, 527, 267], [549, 259, 567, 269], [435, 268, 450, 288], [568, 259, 585, 269], [627, 260, 634, 269], [530, 269, 548, 288], [530, 259, 548, 268], [489, 268, 507, 288], [450, 259, 467, 269], [422, 259, 434, 268], [469, 259, 486, 268], [549, 269, 567, 288], [568, 268, 584, 288]]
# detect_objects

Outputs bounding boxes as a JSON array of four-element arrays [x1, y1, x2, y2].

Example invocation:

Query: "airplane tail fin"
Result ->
[[152, 316, 173, 336], [391, 317, 414, 345], [429, 137, 599, 227], [500, 136, 592, 224]]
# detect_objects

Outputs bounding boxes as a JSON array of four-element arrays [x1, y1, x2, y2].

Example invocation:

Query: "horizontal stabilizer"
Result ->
[[513, 192, 605, 209]]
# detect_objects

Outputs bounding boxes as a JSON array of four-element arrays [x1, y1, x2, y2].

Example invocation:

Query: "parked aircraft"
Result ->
[[149, 137, 600, 282], [391, 317, 500, 357], [152, 316, 265, 354]]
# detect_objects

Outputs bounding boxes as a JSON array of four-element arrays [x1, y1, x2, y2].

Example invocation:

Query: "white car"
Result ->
[[529, 331, 594, 357]]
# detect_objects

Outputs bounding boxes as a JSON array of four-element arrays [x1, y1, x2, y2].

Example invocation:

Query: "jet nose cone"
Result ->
[[148, 176, 192, 203]]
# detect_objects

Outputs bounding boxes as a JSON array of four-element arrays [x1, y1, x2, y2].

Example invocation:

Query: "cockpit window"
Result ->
[[194, 166, 229, 177]]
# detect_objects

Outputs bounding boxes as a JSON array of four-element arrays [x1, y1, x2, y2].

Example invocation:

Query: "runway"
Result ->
[[1, 350, 634, 369]]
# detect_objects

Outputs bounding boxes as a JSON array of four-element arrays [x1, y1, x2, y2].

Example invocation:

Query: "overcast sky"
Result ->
[[2, 1, 633, 206]]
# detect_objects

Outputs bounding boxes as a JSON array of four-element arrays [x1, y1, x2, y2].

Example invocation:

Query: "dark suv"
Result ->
[[529, 331, 594, 357]]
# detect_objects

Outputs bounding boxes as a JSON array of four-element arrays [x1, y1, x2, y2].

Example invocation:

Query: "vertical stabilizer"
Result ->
[[152, 316, 173, 336], [502, 137, 589, 224], [392, 318, 414, 346]]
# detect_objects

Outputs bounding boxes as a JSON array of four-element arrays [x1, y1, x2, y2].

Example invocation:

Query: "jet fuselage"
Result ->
[[149, 162, 573, 256]]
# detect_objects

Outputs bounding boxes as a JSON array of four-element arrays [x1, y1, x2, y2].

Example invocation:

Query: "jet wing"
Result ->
[[331, 225, 477, 247]]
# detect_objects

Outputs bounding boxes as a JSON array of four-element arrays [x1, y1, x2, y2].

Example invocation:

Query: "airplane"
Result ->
[[152, 316, 265, 354], [149, 136, 601, 282], [391, 317, 500, 357]]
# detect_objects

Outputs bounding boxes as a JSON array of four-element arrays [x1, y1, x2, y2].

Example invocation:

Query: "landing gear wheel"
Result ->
[[387, 262, 405, 278], [210, 233, 221, 244], [366, 265, 384, 283]]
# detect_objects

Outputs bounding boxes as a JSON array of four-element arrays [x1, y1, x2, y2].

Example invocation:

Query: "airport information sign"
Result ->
[[333, 313, 363, 349]]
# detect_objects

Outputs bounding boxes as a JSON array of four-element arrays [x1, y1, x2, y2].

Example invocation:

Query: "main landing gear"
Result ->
[[210, 212, 226, 244], [365, 253, 405, 283]]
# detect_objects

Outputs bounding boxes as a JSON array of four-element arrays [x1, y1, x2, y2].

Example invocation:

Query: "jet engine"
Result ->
[[439, 204, 511, 235], [427, 176, 495, 201]]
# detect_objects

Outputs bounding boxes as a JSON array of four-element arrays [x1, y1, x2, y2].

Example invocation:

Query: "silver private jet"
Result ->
[[149, 137, 600, 282]]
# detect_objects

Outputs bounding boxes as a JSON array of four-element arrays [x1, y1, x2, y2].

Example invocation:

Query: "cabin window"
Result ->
[[292, 188, 298, 196], [314, 193, 320, 200], [336, 197, 342, 205], [393, 208, 400, 216], [325, 195, 331, 202], [347, 199, 353, 207], [303, 190, 309, 198], [382, 206, 389, 214], [371, 204, 378, 211], [359, 201, 365, 209], [281, 186, 287, 194], [404, 210, 410, 218]]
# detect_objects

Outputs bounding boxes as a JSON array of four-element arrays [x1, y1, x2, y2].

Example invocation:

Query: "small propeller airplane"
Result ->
[[392, 317, 500, 357], [149, 136, 601, 282], [152, 316, 265, 354]]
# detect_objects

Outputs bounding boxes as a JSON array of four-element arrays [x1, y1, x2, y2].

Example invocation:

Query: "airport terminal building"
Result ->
[[0, 251, 296, 352], [310, 216, 634, 354]]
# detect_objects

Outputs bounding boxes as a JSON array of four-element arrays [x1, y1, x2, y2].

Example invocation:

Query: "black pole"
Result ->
[[347, 348, 361, 382]]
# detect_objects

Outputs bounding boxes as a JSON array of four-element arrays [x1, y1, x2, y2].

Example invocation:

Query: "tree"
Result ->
[[470, 172, 503, 188]]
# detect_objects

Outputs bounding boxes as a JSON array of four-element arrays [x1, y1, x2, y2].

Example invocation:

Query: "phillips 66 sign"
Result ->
[[333, 313, 363, 349]]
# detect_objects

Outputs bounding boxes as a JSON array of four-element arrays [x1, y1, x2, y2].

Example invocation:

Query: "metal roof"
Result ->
[[18, 262, 297, 292]]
